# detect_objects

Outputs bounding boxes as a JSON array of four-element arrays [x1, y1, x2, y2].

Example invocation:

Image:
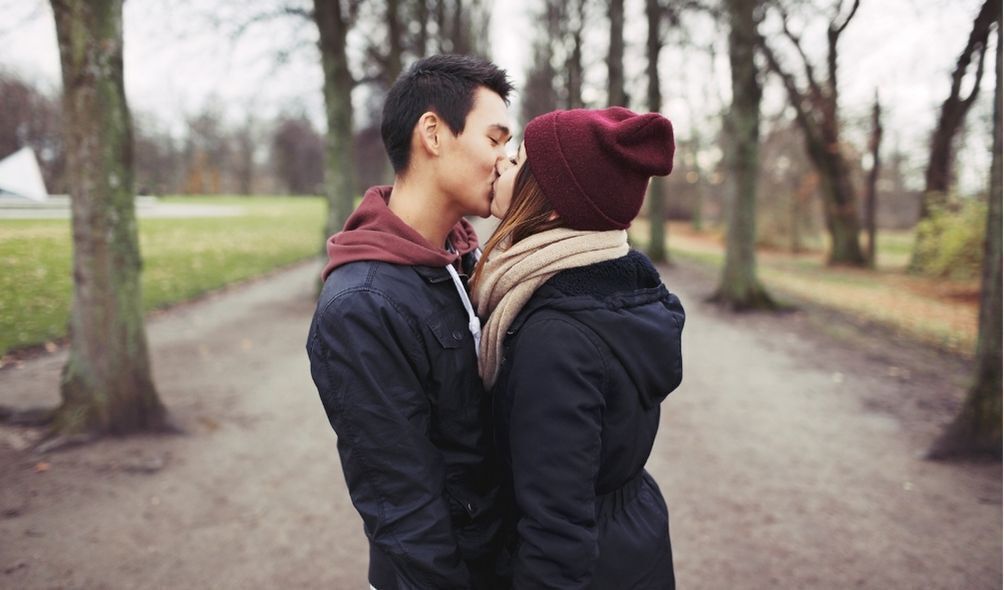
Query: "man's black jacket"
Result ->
[[306, 253, 499, 590]]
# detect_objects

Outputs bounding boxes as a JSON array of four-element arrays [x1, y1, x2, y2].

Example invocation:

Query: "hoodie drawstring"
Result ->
[[445, 263, 482, 357]]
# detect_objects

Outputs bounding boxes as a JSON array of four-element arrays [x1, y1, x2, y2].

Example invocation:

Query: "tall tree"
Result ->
[[928, 23, 1002, 460], [313, 0, 357, 240], [50, 0, 166, 435], [758, 0, 866, 266], [608, 0, 626, 107], [711, 0, 774, 309], [645, 0, 667, 262], [864, 91, 882, 268], [565, 0, 587, 109], [521, 0, 565, 123], [272, 114, 325, 195], [384, 0, 404, 85], [910, 0, 998, 271], [921, 0, 996, 214]]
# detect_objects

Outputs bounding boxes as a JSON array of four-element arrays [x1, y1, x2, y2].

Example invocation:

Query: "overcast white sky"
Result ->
[[0, 0, 994, 191]]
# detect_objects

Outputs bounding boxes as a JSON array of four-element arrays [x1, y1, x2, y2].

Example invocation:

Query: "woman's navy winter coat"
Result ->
[[492, 250, 685, 589]]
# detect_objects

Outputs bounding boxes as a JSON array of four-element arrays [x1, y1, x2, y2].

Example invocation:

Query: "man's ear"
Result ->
[[416, 111, 442, 157]]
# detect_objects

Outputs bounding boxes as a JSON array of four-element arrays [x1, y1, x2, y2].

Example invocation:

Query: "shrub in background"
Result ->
[[912, 196, 987, 280]]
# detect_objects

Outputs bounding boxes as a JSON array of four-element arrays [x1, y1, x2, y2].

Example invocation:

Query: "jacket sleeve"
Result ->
[[307, 289, 470, 590], [505, 318, 607, 589]]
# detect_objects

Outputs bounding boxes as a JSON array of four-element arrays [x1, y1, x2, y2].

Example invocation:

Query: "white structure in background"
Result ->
[[0, 147, 48, 202]]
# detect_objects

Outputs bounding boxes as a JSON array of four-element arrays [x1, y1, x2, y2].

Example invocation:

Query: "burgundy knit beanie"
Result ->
[[523, 106, 675, 231]]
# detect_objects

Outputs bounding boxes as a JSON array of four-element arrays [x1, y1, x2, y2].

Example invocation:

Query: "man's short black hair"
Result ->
[[381, 54, 514, 174]]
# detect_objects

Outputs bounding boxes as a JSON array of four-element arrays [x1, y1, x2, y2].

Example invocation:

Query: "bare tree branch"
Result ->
[[962, 39, 990, 107], [832, 0, 861, 37], [230, 5, 314, 41], [776, 2, 824, 105], [757, 34, 819, 146]]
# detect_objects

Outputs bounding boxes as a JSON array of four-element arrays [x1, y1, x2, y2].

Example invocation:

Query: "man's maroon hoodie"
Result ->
[[321, 185, 480, 281]]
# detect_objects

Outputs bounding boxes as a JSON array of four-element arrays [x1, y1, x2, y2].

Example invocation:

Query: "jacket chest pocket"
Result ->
[[425, 311, 480, 413], [428, 315, 469, 350]]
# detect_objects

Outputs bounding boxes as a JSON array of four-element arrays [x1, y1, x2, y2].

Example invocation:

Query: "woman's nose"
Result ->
[[495, 158, 512, 175]]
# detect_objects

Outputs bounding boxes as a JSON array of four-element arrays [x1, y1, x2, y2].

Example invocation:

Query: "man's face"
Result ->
[[437, 87, 511, 218]]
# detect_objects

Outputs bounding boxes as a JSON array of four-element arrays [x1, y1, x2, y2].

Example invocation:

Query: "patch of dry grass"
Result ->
[[630, 220, 979, 355]]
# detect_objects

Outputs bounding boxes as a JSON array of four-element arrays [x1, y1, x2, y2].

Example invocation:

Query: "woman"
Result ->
[[471, 107, 685, 589]]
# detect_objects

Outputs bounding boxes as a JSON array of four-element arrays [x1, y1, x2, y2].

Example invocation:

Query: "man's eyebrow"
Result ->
[[490, 124, 511, 141]]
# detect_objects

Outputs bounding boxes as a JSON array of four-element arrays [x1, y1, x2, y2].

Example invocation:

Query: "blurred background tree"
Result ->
[[0, 0, 999, 455], [49, 0, 167, 437]]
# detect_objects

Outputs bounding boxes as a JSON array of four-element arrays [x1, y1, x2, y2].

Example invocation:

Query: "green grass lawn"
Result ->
[[0, 196, 326, 356]]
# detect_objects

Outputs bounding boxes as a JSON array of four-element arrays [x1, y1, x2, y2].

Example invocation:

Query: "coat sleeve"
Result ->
[[505, 318, 607, 589], [307, 289, 470, 590]]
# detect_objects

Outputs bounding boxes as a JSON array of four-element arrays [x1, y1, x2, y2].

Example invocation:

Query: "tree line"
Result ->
[[0, 72, 372, 197], [9, 0, 1000, 458]]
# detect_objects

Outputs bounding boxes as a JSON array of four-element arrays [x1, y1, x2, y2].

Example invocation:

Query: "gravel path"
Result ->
[[0, 257, 999, 589]]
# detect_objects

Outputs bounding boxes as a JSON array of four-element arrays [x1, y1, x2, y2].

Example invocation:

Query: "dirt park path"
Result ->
[[0, 257, 1000, 589]]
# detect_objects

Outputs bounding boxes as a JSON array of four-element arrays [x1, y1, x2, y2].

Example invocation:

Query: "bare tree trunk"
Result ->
[[865, 91, 882, 268], [712, 0, 774, 310], [691, 142, 704, 232], [313, 0, 357, 242], [760, 0, 866, 266], [645, 0, 666, 262], [386, 0, 403, 85], [566, 0, 585, 109], [910, 0, 997, 272], [929, 24, 1002, 460], [922, 0, 996, 213], [435, 0, 448, 52], [451, 0, 469, 55], [521, 1, 562, 123], [608, 0, 626, 107], [51, 0, 166, 436]]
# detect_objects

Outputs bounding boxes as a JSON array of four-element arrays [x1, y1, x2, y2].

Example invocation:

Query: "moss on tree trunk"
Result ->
[[928, 23, 1002, 460], [645, 0, 667, 263], [711, 0, 775, 310], [51, 0, 166, 435], [313, 0, 357, 242]]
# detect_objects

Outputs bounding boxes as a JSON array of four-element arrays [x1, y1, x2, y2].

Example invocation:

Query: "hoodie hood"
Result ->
[[322, 185, 480, 280], [511, 250, 685, 408]]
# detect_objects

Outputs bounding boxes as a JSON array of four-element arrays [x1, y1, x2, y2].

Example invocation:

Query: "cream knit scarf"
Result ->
[[472, 227, 629, 388]]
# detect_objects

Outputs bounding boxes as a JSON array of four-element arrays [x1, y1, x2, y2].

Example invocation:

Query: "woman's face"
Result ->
[[490, 141, 525, 219]]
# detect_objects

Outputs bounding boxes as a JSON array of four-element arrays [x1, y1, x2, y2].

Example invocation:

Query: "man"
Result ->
[[306, 55, 513, 590]]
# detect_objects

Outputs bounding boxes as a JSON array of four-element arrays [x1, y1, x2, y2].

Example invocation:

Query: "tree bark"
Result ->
[[712, 0, 774, 310], [608, 0, 626, 107], [922, 0, 996, 212], [435, 0, 448, 52], [645, 0, 666, 262], [759, 0, 866, 266], [313, 0, 357, 242], [865, 92, 882, 268], [928, 23, 1002, 460], [51, 0, 166, 435], [910, 0, 997, 272], [385, 0, 403, 86], [565, 0, 585, 109], [451, 0, 470, 56]]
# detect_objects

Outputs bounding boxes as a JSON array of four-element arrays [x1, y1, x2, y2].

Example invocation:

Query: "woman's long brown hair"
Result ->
[[471, 164, 563, 290]]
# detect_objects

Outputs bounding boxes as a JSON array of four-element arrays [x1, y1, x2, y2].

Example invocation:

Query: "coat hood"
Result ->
[[321, 185, 480, 280], [510, 250, 685, 408]]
